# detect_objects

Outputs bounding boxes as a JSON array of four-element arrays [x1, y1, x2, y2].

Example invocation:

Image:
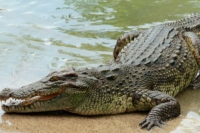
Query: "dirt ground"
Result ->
[[0, 88, 200, 133]]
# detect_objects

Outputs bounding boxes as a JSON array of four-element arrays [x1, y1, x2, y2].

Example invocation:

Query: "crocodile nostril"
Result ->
[[0, 88, 13, 100]]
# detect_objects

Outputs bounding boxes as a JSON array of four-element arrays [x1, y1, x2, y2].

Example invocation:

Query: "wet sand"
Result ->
[[0, 87, 199, 133]]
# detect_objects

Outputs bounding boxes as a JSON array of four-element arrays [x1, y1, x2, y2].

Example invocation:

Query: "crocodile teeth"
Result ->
[[1, 97, 25, 106], [21, 96, 41, 106]]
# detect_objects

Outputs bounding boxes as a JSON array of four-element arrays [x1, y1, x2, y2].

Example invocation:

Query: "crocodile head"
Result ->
[[0, 67, 98, 113]]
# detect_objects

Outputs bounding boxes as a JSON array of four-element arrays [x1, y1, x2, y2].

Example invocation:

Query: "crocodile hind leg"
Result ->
[[113, 31, 143, 60], [132, 89, 180, 130], [183, 32, 200, 89]]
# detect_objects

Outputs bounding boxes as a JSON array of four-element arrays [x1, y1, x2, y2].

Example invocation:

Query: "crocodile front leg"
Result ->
[[113, 31, 143, 60], [132, 89, 180, 130]]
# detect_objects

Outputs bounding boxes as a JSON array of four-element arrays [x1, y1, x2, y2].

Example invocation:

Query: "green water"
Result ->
[[0, 0, 200, 132], [0, 0, 200, 77]]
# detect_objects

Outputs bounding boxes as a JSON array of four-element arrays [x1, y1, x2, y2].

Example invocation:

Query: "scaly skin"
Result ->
[[1, 13, 200, 131], [113, 30, 142, 60]]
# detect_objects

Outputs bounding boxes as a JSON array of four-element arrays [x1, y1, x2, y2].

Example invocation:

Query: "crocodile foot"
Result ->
[[133, 89, 180, 131], [139, 117, 165, 130]]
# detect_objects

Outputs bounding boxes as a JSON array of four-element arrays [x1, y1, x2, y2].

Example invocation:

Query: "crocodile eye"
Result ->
[[63, 72, 78, 78], [62, 72, 78, 80], [49, 76, 59, 82]]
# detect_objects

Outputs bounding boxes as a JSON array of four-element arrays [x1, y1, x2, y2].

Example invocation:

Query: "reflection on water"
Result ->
[[0, 0, 200, 132]]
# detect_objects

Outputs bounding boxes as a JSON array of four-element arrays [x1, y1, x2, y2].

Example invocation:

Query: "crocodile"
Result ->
[[1, 13, 200, 131]]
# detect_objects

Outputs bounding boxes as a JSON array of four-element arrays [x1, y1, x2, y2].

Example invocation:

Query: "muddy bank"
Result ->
[[0, 88, 199, 133]]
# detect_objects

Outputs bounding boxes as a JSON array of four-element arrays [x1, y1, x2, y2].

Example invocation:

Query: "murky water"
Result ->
[[0, 0, 200, 133]]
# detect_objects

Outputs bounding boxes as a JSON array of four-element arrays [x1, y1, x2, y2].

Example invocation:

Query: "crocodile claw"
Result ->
[[139, 118, 165, 130]]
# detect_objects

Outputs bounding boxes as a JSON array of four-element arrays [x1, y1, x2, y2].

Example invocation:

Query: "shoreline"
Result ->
[[0, 87, 199, 133]]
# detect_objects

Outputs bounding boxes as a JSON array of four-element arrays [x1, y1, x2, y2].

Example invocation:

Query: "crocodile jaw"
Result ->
[[0, 84, 66, 113]]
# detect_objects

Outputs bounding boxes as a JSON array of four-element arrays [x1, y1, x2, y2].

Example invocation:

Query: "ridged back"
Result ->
[[166, 13, 200, 31], [116, 25, 179, 66]]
